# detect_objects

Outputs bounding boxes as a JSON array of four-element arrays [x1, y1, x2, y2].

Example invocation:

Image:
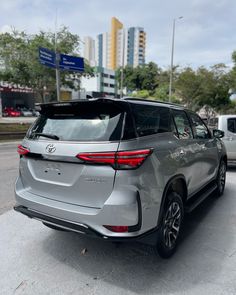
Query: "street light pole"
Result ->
[[120, 28, 125, 98], [169, 16, 183, 102]]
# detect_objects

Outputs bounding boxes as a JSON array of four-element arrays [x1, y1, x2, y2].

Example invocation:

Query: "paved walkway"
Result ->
[[0, 117, 36, 124]]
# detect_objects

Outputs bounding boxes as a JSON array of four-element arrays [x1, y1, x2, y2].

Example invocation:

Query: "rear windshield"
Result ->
[[27, 103, 124, 142], [131, 104, 171, 137]]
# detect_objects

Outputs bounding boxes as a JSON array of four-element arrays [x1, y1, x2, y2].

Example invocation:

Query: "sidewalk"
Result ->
[[0, 117, 36, 124]]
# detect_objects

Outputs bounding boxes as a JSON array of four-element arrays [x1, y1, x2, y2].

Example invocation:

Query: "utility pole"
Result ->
[[169, 16, 183, 102]]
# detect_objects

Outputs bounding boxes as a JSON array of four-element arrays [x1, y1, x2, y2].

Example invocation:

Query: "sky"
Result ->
[[1, 0, 236, 69]]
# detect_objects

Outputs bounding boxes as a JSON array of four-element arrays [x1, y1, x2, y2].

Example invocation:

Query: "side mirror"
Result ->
[[213, 129, 224, 139]]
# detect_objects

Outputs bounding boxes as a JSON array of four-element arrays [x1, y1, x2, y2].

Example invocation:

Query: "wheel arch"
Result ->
[[157, 175, 188, 227]]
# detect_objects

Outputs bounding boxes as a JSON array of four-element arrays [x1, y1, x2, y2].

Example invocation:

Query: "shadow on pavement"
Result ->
[[41, 188, 234, 294]]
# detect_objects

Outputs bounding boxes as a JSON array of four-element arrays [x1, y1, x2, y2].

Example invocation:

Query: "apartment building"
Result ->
[[83, 18, 146, 70]]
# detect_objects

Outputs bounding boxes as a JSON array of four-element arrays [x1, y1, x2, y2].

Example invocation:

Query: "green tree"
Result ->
[[116, 62, 160, 95], [0, 27, 93, 102], [175, 67, 201, 107], [175, 65, 231, 110], [132, 89, 150, 98], [154, 84, 169, 101]]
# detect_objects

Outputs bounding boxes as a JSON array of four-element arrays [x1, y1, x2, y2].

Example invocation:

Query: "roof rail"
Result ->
[[122, 97, 183, 107]]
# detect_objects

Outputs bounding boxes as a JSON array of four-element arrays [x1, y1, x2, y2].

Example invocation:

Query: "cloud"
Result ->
[[0, 0, 235, 67]]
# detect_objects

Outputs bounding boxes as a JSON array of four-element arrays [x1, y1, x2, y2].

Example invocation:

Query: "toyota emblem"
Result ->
[[45, 144, 56, 153]]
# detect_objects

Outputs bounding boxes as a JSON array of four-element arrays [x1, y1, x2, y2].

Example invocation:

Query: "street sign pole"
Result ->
[[54, 9, 60, 102], [55, 53, 60, 102]]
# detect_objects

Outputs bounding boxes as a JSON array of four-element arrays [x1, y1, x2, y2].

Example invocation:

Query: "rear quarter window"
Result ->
[[131, 104, 171, 137]]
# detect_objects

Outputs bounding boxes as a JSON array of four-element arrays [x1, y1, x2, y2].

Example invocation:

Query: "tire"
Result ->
[[216, 160, 227, 197], [43, 222, 69, 232], [156, 192, 184, 259]]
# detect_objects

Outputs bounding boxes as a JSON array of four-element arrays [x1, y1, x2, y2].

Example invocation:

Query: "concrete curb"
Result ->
[[0, 141, 20, 146]]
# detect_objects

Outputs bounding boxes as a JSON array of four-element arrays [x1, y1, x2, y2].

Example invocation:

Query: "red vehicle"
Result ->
[[3, 107, 21, 117]]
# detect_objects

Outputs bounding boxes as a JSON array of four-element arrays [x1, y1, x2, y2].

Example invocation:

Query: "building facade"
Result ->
[[83, 36, 96, 67], [109, 17, 123, 70], [127, 27, 146, 67], [80, 67, 116, 97], [95, 32, 110, 68], [83, 18, 146, 70]]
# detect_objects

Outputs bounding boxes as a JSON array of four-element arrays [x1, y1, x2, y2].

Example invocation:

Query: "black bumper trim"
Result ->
[[14, 205, 159, 245]]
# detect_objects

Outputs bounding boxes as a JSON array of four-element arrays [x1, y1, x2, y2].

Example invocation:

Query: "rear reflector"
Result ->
[[76, 149, 152, 169], [17, 145, 30, 156], [104, 225, 129, 233]]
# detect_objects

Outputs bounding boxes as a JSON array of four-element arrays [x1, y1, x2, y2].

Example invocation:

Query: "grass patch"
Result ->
[[0, 123, 31, 133]]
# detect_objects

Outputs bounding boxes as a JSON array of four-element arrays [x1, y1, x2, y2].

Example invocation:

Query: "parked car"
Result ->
[[3, 107, 21, 117], [30, 109, 40, 117], [20, 107, 33, 117], [208, 115, 236, 162], [14, 98, 227, 258]]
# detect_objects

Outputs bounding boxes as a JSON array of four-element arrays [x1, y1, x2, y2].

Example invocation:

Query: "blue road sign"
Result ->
[[59, 54, 84, 72], [39, 47, 56, 68]]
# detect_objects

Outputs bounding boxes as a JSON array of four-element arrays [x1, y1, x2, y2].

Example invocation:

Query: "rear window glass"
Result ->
[[28, 103, 124, 142], [132, 104, 171, 137], [228, 118, 236, 133]]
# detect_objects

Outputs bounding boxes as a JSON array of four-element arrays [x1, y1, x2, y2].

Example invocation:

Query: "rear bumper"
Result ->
[[15, 176, 150, 238], [14, 205, 159, 245]]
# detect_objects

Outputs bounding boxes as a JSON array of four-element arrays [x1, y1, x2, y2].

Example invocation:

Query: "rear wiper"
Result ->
[[31, 132, 60, 140]]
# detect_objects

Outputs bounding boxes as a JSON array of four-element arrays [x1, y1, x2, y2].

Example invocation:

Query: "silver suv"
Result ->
[[14, 98, 227, 258]]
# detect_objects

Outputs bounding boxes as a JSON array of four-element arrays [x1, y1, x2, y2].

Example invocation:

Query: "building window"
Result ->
[[110, 75, 115, 79]]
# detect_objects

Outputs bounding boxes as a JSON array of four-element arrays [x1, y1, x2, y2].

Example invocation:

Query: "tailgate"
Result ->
[[19, 100, 128, 208]]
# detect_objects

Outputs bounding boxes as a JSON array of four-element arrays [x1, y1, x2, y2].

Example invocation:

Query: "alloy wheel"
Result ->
[[163, 201, 181, 248], [219, 162, 226, 194]]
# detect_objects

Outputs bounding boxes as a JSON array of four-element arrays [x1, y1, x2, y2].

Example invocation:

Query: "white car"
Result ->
[[209, 115, 236, 162]]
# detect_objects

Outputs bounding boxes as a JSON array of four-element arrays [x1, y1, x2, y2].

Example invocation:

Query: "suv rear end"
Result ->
[[15, 98, 170, 240], [15, 98, 226, 258]]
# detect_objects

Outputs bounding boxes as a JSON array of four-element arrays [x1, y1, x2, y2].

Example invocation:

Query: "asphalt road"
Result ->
[[1, 142, 236, 294], [0, 142, 19, 214]]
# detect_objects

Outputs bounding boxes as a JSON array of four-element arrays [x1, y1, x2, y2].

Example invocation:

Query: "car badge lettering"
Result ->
[[46, 144, 56, 153]]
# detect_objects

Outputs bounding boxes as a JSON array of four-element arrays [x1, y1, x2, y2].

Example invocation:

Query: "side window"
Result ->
[[172, 110, 193, 139], [132, 104, 171, 137], [189, 112, 210, 139], [227, 118, 236, 133]]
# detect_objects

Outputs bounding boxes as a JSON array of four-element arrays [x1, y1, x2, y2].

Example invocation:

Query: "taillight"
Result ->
[[17, 145, 30, 156], [116, 149, 151, 168], [76, 149, 152, 169], [104, 225, 129, 233], [78, 152, 116, 165]]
